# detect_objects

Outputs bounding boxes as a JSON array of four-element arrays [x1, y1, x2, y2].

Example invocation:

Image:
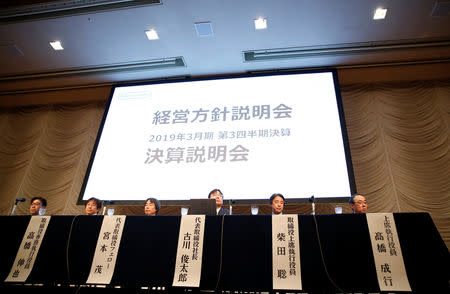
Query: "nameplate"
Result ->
[[272, 215, 302, 290], [86, 215, 126, 284], [366, 213, 411, 292], [5, 216, 51, 282], [172, 215, 205, 287]]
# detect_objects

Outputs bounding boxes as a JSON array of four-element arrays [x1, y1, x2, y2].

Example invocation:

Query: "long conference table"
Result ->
[[0, 213, 448, 293]]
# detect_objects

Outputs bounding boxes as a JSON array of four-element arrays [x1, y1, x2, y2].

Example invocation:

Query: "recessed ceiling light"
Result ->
[[50, 40, 63, 50], [194, 22, 213, 37], [145, 29, 159, 40], [254, 17, 267, 30], [373, 8, 387, 20]]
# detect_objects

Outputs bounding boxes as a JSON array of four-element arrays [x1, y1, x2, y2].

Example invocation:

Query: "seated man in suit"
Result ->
[[208, 188, 230, 215], [349, 193, 368, 213], [85, 197, 102, 215], [30, 197, 47, 215], [270, 193, 285, 215], [144, 197, 161, 215]]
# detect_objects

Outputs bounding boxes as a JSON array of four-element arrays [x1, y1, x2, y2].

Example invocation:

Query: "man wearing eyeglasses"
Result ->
[[30, 197, 47, 215], [349, 194, 368, 213], [208, 189, 230, 215]]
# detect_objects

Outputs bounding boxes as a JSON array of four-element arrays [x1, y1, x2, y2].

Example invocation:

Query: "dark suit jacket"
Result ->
[[217, 207, 230, 215]]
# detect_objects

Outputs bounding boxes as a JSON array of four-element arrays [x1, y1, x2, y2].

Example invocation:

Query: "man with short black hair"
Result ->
[[269, 193, 285, 215], [208, 188, 230, 215], [30, 197, 47, 215], [349, 194, 368, 213], [85, 197, 102, 215]]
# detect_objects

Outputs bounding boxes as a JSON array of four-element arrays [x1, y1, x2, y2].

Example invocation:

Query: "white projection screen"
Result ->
[[79, 70, 355, 204]]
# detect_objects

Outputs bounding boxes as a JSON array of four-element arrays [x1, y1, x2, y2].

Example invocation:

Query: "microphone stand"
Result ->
[[309, 195, 315, 215], [229, 199, 235, 215], [11, 199, 25, 215], [103, 201, 114, 215]]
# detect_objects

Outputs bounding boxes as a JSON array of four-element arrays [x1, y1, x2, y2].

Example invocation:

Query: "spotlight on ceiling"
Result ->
[[373, 8, 387, 20], [50, 40, 63, 50], [145, 29, 159, 40], [254, 17, 267, 29]]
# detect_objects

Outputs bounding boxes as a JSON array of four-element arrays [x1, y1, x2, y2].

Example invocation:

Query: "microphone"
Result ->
[[11, 198, 25, 215], [102, 200, 114, 215], [309, 195, 315, 215], [228, 199, 235, 215]]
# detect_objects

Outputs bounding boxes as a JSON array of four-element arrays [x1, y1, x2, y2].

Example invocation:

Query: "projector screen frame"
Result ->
[[77, 68, 356, 206]]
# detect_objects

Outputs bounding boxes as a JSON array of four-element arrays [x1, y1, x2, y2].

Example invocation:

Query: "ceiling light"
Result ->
[[373, 8, 387, 20], [0, 0, 162, 23], [1, 57, 186, 81], [145, 29, 159, 40], [243, 39, 450, 62], [254, 17, 267, 30], [194, 22, 213, 37], [50, 41, 63, 50]]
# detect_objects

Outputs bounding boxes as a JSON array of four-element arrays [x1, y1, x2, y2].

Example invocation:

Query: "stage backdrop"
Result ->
[[0, 76, 448, 249]]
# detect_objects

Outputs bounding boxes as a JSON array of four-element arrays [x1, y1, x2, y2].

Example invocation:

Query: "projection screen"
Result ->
[[79, 70, 355, 203]]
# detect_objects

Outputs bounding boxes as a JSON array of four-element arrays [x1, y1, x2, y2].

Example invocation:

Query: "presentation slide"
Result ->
[[80, 70, 354, 202]]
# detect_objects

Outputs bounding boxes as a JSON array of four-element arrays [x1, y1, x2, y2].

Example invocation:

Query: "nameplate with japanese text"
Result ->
[[86, 215, 126, 284], [272, 215, 302, 290], [5, 216, 51, 282], [366, 213, 411, 292], [172, 215, 205, 287]]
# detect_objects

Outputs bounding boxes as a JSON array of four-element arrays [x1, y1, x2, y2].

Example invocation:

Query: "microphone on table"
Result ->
[[308, 195, 315, 215], [229, 199, 235, 215], [102, 200, 114, 215]]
